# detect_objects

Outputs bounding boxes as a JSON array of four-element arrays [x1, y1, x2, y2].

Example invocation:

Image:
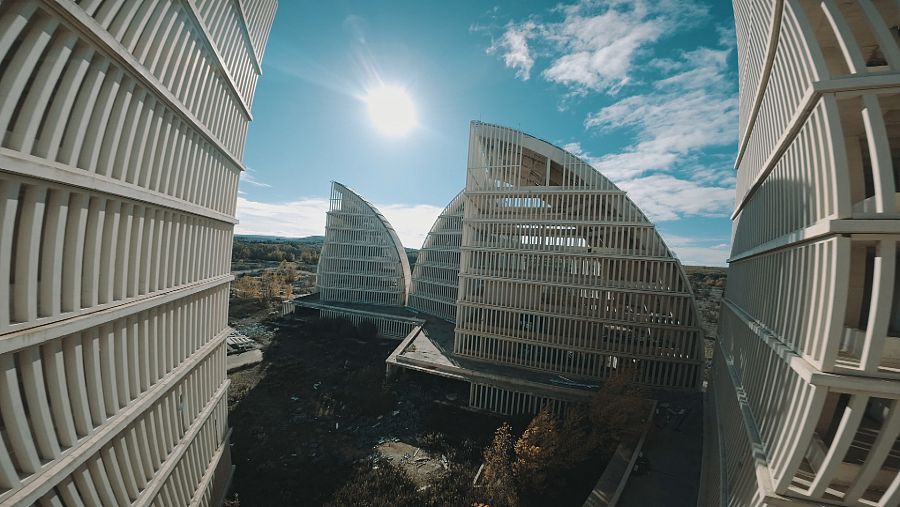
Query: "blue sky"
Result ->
[[237, 0, 739, 266]]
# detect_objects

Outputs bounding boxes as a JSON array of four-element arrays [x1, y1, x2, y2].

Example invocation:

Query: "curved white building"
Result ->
[[387, 122, 704, 416], [707, 1, 900, 505], [456, 122, 703, 394], [300, 182, 421, 339], [408, 191, 464, 323], [317, 182, 412, 307], [0, 1, 275, 505]]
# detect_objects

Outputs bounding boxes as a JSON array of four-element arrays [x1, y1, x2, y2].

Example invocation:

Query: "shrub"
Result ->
[[476, 372, 651, 506], [479, 423, 518, 507], [585, 368, 648, 452], [422, 464, 478, 507], [514, 407, 564, 496]]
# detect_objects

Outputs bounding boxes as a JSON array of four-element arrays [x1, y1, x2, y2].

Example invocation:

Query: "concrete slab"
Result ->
[[387, 322, 602, 402], [374, 441, 446, 487], [227, 349, 263, 372]]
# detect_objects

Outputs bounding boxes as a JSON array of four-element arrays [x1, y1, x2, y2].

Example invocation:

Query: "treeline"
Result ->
[[232, 239, 321, 264], [232, 236, 420, 269]]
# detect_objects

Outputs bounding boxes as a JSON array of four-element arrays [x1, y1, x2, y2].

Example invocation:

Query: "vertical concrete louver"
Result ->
[[453, 122, 704, 392], [408, 191, 464, 323], [317, 182, 412, 307], [706, 1, 900, 505], [0, 1, 275, 505]]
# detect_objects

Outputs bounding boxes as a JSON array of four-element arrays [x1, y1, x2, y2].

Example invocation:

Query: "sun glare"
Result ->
[[364, 85, 416, 137]]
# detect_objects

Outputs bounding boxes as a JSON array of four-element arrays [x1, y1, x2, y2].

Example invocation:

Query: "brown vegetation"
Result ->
[[477, 370, 650, 507], [481, 423, 519, 507], [232, 260, 298, 300]]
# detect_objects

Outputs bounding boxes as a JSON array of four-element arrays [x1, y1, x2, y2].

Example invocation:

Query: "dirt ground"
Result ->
[[224, 264, 729, 505], [225, 309, 501, 506]]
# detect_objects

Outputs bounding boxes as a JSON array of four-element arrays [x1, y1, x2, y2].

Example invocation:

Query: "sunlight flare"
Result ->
[[364, 85, 416, 137]]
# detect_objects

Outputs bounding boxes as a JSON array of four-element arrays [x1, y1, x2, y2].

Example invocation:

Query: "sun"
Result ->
[[364, 85, 416, 137]]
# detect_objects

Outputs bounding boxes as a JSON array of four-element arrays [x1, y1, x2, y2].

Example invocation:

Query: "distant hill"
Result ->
[[235, 234, 325, 245], [233, 235, 324, 263], [683, 265, 727, 275], [235, 234, 420, 253]]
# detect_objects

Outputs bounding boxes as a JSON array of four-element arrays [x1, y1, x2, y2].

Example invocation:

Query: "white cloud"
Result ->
[[563, 141, 735, 221], [235, 197, 442, 249], [563, 143, 735, 223], [564, 141, 679, 181], [583, 46, 738, 183], [374, 203, 446, 249], [487, 21, 537, 80], [541, 5, 658, 92], [487, 0, 708, 93], [239, 168, 271, 188], [480, 1, 738, 227], [556, 35, 739, 224], [659, 233, 731, 267], [617, 174, 734, 222], [235, 196, 329, 238]]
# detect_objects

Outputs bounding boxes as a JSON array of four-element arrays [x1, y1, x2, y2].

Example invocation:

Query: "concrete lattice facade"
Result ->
[[453, 122, 703, 390], [0, 0, 275, 505], [317, 182, 412, 307], [408, 191, 464, 323], [708, 1, 900, 505]]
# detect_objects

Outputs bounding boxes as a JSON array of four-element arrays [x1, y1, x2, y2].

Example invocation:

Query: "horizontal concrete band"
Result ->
[[463, 218, 653, 226], [455, 339, 703, 369], [458, 246, 673, 261], [180, 0, 254, 118], [457, 273, 694, 297], [185, 429, 231, 507], [714, 340, 785, 504], [454, 302, 700, 332], [464, 188, 627, 195], [297, 302, 425, 325], [39, 0, 246, 171], [728, 218, 900, 262], [0, 275, 233, 355], [1, 329, 229, 505], [734, 74, 900, 218], [233, 0, 272, 67], [0, 150, 238, 225], [132, 381, 230, 507], [393, 351, 602, 402], [722, 299, 900, 398], [231, 0, 263, 72]]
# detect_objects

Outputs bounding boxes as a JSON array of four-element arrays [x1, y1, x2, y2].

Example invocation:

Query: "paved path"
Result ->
[[618, 392, 703, 507]]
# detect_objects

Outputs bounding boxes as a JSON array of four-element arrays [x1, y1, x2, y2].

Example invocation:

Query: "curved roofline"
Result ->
[[330, 181, 412, 303], [469, 121, 699, 301], [470, 120, 624, 193]]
